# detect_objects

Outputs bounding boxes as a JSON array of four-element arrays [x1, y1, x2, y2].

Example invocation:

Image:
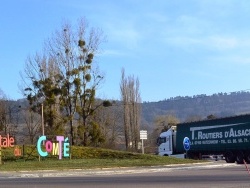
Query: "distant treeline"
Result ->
[[5, 91, 250, 132], [142, 91, 250, 126]]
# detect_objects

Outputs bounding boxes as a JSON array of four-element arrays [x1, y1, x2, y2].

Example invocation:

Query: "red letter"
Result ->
[[45, 141, 53, 153], [9, 137, 14, 147]]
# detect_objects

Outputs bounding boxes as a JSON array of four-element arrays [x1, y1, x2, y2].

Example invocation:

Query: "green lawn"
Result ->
[[0, 146, 200, 171]]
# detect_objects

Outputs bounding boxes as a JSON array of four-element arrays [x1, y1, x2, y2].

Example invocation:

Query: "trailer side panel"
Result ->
[[175, 114, 250, 154]]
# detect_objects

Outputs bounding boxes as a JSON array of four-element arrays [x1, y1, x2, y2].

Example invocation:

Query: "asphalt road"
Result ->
[[1, 161, 250, 188]]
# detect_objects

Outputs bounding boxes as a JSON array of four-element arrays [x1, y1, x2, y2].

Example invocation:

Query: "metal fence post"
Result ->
[[0, 147, 2, 164]]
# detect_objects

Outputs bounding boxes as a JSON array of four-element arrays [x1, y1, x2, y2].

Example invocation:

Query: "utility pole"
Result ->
[[41, 103, 44, 136], [39, 103, 45, 162]]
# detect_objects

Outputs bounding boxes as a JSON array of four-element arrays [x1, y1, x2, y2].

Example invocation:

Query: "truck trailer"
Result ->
[[157, 114, 250, 164]]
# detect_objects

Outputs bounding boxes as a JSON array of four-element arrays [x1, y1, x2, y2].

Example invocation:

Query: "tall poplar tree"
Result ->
[[120, 68, 141, 150]]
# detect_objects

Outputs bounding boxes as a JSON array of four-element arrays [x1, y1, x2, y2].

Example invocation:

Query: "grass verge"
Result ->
[[0, 146, 201, 171]]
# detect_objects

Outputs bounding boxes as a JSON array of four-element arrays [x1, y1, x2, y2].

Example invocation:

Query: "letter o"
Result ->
[[45, 140, 53, 152]]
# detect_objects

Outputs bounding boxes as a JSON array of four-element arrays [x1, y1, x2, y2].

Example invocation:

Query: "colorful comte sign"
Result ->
[[37, 135, 70, 160]]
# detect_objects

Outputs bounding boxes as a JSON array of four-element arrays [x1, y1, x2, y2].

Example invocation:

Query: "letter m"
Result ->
[[52, 143, 59, 155]]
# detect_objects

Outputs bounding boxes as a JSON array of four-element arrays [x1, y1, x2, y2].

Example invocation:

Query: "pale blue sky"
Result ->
[[1, 0, 250, 102]]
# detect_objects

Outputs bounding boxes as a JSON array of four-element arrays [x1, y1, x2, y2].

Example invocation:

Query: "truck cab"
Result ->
[[157, 126, 176, 156]]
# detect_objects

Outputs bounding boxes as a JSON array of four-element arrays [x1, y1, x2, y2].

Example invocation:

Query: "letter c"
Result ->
[[37, 136, 48, 157]]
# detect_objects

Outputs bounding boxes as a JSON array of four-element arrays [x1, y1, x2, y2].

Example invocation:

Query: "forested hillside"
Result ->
[[2, 91, 250, 144], [142, 91, 250, 125]]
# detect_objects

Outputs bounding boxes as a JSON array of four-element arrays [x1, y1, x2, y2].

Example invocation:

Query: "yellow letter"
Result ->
[[52, 143, 59, 155]]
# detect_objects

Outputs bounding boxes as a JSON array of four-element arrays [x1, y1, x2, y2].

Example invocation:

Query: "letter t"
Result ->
[[56, 136, 64, 160]]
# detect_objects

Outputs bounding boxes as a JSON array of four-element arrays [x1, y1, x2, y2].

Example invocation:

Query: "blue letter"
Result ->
[[64, 137, 70, 157], [37, 136, 48, 157]]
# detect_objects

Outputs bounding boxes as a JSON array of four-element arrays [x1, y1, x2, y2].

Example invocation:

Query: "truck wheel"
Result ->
[[236, 151, 244, 164], [187, 152, 199, 160], [225, 151, 235, 163]]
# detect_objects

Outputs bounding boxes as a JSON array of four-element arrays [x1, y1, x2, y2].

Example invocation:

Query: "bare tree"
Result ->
[[0, 89, 7, 132], [21, 53, 63, 136], [92, 102, 123, 149], [145, 114, 180, 153], [120, 69, 130, 149], [21, 18, 107, 145], [120, 68, 141, 151], [21, 108, 41, 144], [154, 114, 179, 133], [0, 91, 20, 137]]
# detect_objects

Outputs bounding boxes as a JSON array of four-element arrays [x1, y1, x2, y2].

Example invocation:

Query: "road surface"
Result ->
[[0, 161, 250, 188]]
